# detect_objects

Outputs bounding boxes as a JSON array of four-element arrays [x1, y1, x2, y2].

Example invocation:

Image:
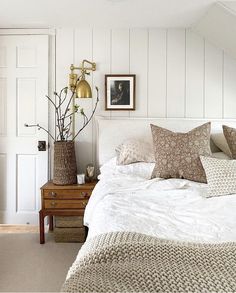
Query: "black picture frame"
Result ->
[[105, 74, 136, 110]]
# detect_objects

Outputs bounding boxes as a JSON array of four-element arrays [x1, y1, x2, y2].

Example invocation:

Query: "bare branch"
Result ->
[[58, 87, 68, 107], [24, 123, 55, 141], [45, 95, 57, 109], [26, 86, 99, 142]]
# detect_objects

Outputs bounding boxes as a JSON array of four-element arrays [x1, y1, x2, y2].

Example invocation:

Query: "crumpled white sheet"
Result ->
[[84, 158, 236, 243]]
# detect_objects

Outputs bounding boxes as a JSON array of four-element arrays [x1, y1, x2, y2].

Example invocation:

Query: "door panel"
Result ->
[[17, 78, 37, 136], [0, 35, 48, 224], [0, 153, 7, 211], [0, 78, 6, 135]]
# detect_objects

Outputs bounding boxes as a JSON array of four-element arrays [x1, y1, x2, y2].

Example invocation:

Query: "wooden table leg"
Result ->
[[49, 215, 53, 231], [39, 210, 45, 244]]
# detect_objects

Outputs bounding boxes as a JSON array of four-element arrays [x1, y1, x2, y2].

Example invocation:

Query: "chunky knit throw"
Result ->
[[61, 232, 236, 293]]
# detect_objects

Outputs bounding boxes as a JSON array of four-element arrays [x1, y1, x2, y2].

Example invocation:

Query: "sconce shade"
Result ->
[[76, 79, 92, 98]]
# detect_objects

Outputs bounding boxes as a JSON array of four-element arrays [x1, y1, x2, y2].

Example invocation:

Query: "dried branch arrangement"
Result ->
[[25, 87, 99, 141]]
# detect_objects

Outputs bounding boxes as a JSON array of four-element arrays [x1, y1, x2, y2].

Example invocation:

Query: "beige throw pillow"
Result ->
[[211, 152, 230, 160], [151, 123, 211, 183], [200, 156, 236, 197], [116, 139, 155, 165], [223, 125, 236, 159], [211, 133, 232, 157]]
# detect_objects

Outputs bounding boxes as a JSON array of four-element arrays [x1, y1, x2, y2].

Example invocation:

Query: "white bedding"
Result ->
[[84, 157, 236, 243]]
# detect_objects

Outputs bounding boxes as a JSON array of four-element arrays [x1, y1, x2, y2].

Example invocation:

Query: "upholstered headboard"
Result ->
[[96, 116, 236, 166]]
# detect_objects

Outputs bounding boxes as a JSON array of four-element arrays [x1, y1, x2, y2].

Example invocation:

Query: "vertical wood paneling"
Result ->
[[111, 29, 130, 117], [166, 29, 186, 117], [129, 28, 148, 117], [111, 29, 130, 73], [54, 29, 74, 177], [205, 42, 223, 118], [74, 28, 93, 173], [148, 29, 167, 117], [56, 28, 74, 89], [93, 28, 111, 117], [92, 28, 111, 173], [223, 53, 236, 118], [55, 27, 236, 170], [186, 30, 204, 118], [55, 28, 74, 143]]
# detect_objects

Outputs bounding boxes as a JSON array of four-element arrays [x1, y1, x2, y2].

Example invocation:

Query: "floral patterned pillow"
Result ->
[[116, 139, 155, 165], [151, 123, 211, 183]]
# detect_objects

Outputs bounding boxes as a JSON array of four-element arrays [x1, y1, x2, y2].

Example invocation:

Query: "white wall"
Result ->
[[56, 28, 236, 172]]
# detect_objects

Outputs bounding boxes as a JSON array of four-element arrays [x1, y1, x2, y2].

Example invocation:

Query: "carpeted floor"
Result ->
[[0, 232, 82, 292]]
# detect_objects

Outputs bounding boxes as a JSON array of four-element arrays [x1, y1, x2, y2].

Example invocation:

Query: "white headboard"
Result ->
[[96, 116, 236, 166]]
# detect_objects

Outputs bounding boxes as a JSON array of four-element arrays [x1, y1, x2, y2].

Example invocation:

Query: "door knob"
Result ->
[[38, 141, 46, 151]]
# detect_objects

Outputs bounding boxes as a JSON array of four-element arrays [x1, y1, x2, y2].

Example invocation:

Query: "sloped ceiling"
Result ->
[[0, 0, 218, 28], [193, 2, 236, 58]]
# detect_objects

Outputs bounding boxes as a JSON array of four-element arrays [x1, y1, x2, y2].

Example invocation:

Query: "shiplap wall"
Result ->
[[55, 28, 236, 172]]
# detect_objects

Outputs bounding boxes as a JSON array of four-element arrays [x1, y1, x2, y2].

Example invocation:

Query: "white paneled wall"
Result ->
[[186, 31, 204, 118], [148, 29, 167, 117], [56, 28, 236, 172]]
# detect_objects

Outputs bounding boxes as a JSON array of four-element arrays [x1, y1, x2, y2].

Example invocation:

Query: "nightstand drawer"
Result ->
[[44, 199, 88, 209], [43, 190, 91, 199]]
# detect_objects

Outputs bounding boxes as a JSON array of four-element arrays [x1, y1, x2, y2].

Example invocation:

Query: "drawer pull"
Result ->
[[82, 201, 87, 207], [49, 192, 57, 197], [50, 201, 57, 207], [81, 191, 88, 198]]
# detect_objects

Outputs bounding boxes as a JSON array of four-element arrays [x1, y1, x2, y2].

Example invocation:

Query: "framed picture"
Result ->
[[105, 74, 135, 110]]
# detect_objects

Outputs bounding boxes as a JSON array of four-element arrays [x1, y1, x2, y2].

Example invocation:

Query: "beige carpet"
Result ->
[[0, 232, 82, 292]]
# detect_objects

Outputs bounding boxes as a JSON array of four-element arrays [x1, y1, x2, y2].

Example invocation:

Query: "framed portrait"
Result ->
[[105, 74, 136, 110]]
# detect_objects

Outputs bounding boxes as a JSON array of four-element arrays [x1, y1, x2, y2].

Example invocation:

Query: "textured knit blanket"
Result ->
[[61, 232, 236, 293]]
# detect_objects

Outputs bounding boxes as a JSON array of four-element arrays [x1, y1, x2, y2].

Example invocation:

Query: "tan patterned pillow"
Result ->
[[223, 125, 236, 159], [151, 123, 211, 183], [200, 156, 236, 197], [116, 139, 155, 165]]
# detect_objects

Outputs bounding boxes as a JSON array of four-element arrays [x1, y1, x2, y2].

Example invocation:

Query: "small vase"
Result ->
[[53, 141, 77, 185]]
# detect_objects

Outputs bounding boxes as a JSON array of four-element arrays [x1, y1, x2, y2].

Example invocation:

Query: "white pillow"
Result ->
[[211, 133, 231, 157], [100, 157, 155, 180], [200, 156, 236, 197], [116, 139, 155, 165]]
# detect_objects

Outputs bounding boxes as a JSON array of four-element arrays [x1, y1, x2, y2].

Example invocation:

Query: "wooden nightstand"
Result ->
[[39, 181, 97, 244]]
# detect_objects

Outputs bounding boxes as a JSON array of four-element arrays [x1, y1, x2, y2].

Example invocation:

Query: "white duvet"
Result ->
[[84, 158, 236, 243]]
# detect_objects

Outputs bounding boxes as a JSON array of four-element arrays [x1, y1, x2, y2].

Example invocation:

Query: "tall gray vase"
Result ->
[[53, 141, 77, 185]]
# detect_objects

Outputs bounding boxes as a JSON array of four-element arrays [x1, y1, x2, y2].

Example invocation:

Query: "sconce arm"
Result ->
[[82, 59, 96, 71], [70, 60, 96, 73]]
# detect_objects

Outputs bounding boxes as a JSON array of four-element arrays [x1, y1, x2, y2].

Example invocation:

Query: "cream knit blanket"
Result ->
[[61, 232, 236, 293]]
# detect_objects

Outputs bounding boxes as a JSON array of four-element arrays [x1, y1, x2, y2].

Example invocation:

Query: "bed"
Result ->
[[62, 117, 236, 293]]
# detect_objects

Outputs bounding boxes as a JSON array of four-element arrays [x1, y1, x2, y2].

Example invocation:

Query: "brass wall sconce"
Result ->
[[69, 59, 96, 98], [69, 59, 97, 136]]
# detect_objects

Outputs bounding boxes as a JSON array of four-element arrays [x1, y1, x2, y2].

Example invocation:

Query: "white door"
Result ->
[[0, 35, 48, 224]]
